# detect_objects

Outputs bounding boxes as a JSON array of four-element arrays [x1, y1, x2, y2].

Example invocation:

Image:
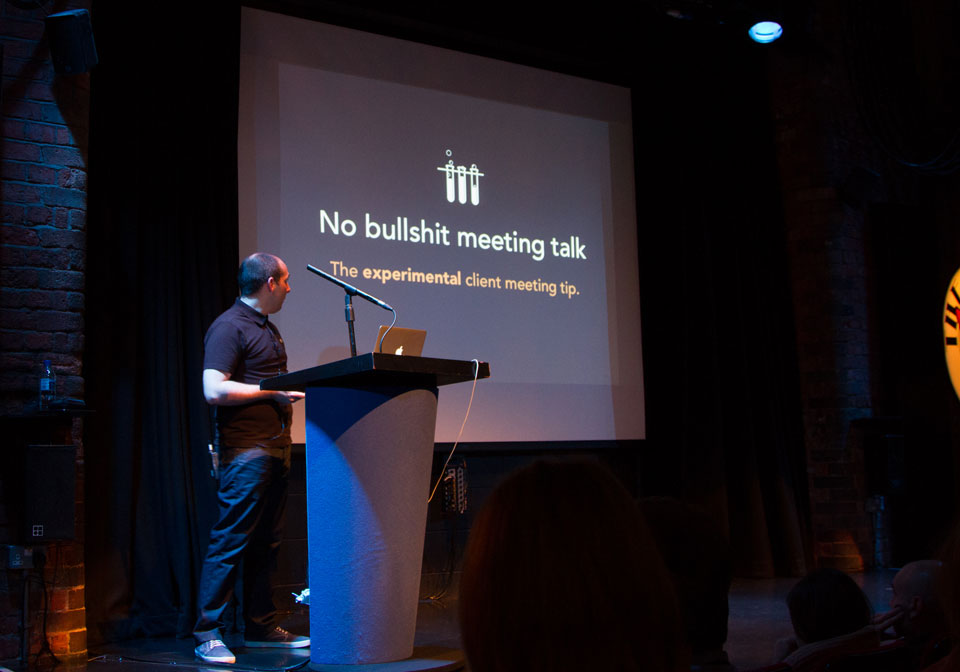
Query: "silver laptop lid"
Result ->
[[375, 326, 426, 356]]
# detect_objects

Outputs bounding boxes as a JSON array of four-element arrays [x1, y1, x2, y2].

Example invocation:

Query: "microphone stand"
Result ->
[[307, 264, 395, 357], [344, 293, 357, 357]]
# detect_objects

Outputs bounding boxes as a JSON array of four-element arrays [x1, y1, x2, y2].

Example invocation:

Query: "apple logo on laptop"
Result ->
[[395, 345, 404, 355]]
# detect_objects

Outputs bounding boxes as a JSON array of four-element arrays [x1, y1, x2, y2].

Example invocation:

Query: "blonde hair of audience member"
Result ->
[[459, 460, 688, 672]]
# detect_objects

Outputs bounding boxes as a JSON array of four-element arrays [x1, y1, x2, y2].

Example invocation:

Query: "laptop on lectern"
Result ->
[[375, 326, 426, 356]]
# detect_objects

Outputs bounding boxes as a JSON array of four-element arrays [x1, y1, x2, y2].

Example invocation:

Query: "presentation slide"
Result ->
[[238, 8, 645, 442]]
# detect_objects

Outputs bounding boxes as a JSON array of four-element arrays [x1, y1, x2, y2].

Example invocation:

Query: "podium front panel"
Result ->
[[304, 384, 439, 665]]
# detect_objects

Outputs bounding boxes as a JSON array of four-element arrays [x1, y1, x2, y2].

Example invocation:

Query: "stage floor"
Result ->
[[21, 570, 897, 672]]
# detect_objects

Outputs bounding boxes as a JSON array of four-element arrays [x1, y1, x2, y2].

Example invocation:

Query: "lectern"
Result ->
[[262, 353, 489, 670]]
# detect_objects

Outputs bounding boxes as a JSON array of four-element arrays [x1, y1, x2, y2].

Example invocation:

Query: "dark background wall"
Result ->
[[1, 0, 959, 662], [1, 0, 91, 663]]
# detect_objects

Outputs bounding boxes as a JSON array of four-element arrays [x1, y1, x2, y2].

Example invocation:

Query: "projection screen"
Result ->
[[238, 7, 645, 443]]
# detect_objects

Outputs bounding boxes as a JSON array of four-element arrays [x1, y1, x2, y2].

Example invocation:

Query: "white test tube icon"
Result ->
[[439, 160, 456, 202], [456, 165, 468, 204], [469, 164, 483, 205]]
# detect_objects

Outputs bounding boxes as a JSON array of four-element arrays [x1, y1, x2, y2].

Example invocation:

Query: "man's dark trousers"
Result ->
[[194, 445, 290, 641]]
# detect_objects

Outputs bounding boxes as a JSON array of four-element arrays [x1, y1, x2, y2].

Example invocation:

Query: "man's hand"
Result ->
[[204, 369, 303, 406], [272, 390, 305, 404], [871, 605, 905, 636]]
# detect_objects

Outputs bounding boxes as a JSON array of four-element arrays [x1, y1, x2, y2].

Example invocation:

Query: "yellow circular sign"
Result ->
[[944, 266, 960, 402]]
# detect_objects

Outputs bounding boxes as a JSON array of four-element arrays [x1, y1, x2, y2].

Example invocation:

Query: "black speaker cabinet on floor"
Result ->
[[23, 445, 76, 542], [45, 9, 98, 74]]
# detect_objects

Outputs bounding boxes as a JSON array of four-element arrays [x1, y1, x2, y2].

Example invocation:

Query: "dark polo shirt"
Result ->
[[204, 298, 292, 449]]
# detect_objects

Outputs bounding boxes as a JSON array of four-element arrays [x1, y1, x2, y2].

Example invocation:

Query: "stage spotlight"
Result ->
[[748, 20, 783, 43]]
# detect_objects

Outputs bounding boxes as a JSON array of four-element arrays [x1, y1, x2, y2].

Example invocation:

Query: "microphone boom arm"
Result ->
[[307, 263, 396, 356]]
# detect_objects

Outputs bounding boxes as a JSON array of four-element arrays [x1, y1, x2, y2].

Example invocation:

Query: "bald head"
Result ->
[[891, 560, 944, 640], [896, 561, 940, 602]]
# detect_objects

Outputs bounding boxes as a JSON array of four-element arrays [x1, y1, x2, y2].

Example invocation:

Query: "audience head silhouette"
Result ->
[[891, 559, 944, 641], [459, 459, 687, 672], [641, 496, 733, 666], [786, 567, 872, 645]]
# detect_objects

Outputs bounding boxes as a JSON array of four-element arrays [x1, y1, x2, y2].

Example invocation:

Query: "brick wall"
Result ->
[[767, 4, 900, 570], [1, 0, 90, 665]]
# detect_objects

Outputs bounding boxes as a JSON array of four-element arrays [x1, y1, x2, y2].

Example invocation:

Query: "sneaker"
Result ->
[[195, 639, 236, 664], [244, 627, 310, 648]]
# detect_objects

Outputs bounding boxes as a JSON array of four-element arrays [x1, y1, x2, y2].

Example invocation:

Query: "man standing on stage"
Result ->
[[194, 253, 309, 664]]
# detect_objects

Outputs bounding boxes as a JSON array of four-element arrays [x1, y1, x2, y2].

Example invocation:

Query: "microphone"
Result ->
[[306, 264, 394, 311]]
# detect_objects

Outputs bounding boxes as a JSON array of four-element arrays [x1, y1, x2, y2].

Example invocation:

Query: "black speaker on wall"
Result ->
[[45, 8, 98, 75], [23, 445, 76, 542]]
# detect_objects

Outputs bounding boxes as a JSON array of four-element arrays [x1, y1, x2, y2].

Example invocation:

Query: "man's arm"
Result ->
[[203, 369, 305, 406]]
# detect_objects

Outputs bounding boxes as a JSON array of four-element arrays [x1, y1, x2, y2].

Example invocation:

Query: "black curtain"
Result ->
[[84, 4, 240, 642], [635, 18, 811, 578]]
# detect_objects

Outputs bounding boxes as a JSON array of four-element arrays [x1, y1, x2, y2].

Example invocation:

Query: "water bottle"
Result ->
[[39, 359, 56, 409]]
